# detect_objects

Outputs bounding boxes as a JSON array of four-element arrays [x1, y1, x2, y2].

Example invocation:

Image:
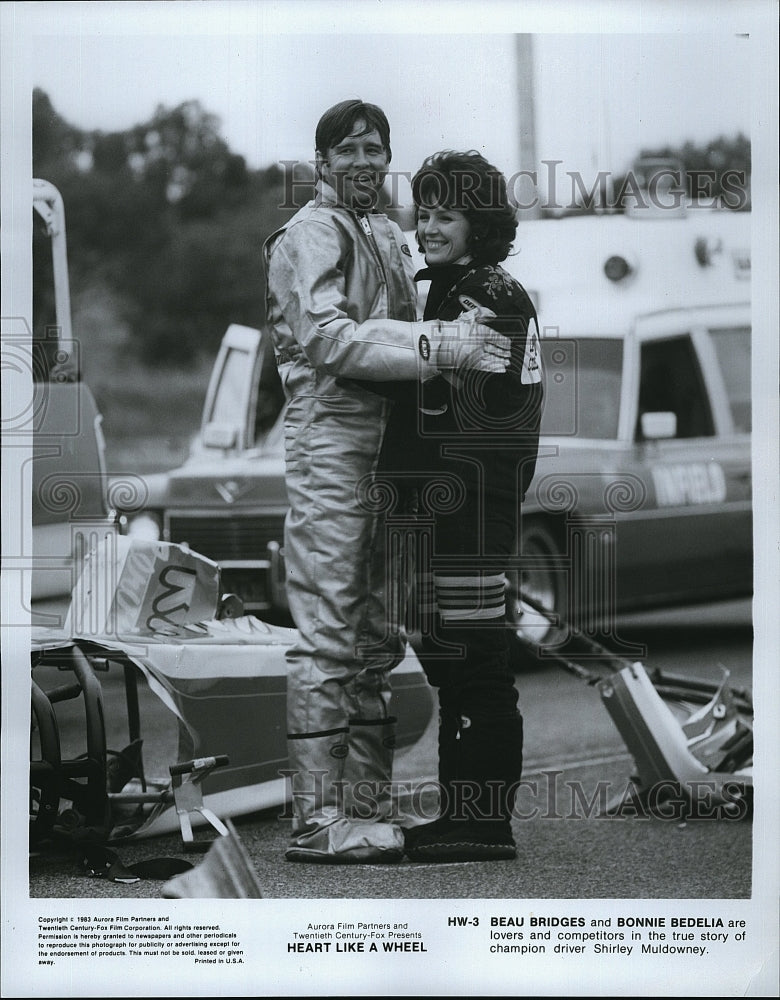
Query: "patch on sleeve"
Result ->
[[521, 322, 542, 385], [458, 294, 482, 312]]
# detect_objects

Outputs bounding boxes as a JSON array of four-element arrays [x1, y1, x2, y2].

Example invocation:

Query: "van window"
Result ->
[[709, 326, 751, 434], [32, 209, 58, 381], [540, 338, 623, 439], [637, 335, 714, 439]]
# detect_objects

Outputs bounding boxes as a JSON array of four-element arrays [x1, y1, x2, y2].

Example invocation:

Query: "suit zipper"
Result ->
[[357, 213, 390, 290]]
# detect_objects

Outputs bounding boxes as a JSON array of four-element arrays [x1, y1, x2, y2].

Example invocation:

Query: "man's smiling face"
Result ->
[[317, 119, 390, 210]]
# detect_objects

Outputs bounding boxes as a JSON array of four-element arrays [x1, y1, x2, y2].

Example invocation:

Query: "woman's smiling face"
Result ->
[[417, 204, 472, 266]]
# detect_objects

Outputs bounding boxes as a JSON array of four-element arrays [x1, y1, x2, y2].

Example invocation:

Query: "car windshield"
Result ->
[[540, 338, 623, 439], [209, 347, 252, 425]]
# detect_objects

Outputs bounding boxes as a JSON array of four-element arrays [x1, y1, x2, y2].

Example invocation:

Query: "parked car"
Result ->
[[117, 206, 752, 662]]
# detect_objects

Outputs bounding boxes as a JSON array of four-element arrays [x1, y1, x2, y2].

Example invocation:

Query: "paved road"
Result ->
[[29, 600, 754, 900]]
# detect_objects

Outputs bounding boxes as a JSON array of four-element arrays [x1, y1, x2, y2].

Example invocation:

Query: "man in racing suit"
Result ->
[[263, 99, 510, 863]]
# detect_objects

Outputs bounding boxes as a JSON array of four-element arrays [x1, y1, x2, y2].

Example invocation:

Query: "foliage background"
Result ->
[[32, 87, 750, 472]]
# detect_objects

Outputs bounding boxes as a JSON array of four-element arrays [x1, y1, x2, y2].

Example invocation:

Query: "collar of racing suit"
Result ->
[[314, 178, 381, 214], [415, 263, 472, 321], [314, 179, 341, 207]]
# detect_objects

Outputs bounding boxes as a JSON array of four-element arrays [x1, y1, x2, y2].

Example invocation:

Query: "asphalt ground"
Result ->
[[29, 758, 752, 901], [28, 601, 755, 901]]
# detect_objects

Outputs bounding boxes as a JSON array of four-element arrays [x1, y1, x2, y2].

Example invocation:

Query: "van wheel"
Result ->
[[506, 520, 566, 668]]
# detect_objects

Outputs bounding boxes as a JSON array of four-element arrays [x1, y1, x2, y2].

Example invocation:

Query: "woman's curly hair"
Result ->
[[411, 150, 518, 265]]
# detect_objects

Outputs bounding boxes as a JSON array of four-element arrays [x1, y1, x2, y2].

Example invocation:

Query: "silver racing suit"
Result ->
[[263, 181, 422, 861]]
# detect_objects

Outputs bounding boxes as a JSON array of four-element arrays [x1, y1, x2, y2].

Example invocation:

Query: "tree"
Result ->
[[539, 133, 751, 216], [639, 134, 751, 210], [31, 90, 313, 367]]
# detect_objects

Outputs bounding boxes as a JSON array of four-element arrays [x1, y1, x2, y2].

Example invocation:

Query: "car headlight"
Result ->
[[123, 511, 163, 541]]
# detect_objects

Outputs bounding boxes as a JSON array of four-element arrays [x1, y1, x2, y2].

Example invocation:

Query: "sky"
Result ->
[[10, 0, 765, 201]]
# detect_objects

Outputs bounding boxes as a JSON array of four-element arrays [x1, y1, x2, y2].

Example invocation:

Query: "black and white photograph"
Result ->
[[2, 1, 778, 996]]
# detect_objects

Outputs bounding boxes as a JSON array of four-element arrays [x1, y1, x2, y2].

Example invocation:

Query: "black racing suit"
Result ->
[[377, 261, 544, 846]]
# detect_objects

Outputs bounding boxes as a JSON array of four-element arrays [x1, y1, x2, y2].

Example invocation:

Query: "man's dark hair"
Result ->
[[412, 150, 518, 265], [315, 99, 392, 160]]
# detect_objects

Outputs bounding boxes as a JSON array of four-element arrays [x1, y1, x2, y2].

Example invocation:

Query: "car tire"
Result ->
[[506, 519, 567, 669]]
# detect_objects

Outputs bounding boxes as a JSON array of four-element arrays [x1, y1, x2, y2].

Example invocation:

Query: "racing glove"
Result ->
[[418, 307, 508, 378]]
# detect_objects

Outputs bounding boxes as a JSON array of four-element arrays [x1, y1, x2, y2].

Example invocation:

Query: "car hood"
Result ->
[[165, 453, 288, 507]]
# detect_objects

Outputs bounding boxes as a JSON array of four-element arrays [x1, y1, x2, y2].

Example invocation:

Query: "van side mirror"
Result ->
[[202, 422, 238, 450], [640, 411, 677, 440]]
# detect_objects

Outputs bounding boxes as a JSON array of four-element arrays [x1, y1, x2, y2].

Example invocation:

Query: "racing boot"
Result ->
[[340, 661, 400, 822], [284, 732, 404, 864], [402, 700, 460, 849], [341, 716, 397, 822], [405, 711, 523, 862]]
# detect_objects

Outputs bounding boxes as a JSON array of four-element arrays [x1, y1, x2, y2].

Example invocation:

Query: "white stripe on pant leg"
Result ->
[[416, 572, 437, 615], [434, 573, 507, 622]]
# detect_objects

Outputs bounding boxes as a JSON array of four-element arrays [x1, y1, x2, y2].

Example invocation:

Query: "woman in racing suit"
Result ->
[[378, 150, 544, 861]]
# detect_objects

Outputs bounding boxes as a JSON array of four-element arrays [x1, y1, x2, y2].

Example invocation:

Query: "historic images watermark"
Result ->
[[277, 771, 751, 823], [277, 160, 749, 213]]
